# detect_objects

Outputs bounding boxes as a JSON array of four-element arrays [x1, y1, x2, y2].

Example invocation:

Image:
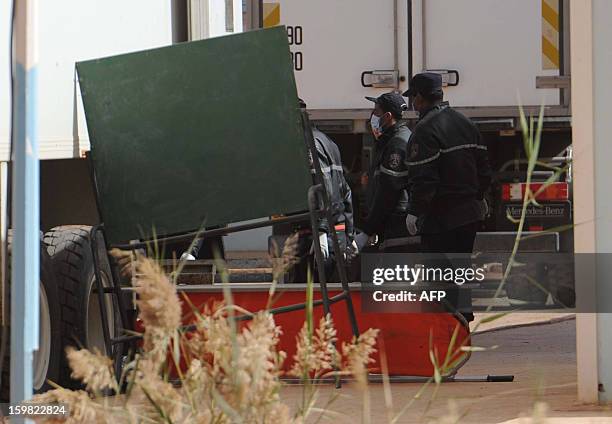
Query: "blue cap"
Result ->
[[365, 92, 408, 118]]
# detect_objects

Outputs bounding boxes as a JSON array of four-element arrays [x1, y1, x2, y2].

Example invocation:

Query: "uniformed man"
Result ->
[[288, 99, 356, 281], [402, 72, 492, 253], [359, 92, 411, 248]]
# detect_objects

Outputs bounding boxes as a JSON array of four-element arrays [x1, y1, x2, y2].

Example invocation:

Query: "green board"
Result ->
[[77, 27, 312, 245]]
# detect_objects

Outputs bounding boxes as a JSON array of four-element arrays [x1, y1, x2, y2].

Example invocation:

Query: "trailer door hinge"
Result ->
[[361, 70, 399, 88], [536, 75, 571, 89]]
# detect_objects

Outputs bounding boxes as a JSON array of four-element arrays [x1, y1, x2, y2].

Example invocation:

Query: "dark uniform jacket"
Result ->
[[362, 122, 412, 238], [312, 128, 355, 242], [405, 105, 492, 234]]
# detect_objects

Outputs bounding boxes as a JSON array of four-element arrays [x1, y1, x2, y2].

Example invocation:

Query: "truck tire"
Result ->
[[0, 247, 62, 401], [43, 226, 119, 389]]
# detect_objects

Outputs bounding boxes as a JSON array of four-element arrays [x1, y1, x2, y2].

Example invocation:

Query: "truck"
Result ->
[[0, 0, 573, 397], [266, 0, 572, 244], [267, 0, 574, 304]]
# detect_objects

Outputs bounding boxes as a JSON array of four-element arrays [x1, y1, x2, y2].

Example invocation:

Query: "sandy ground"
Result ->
[[470, 312, 576, 334], [281, 318, 612, 423]]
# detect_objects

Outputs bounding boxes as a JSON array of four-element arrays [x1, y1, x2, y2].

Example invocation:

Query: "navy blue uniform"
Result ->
[[405, 104, 492, 251], [362, 122, 412, 241]]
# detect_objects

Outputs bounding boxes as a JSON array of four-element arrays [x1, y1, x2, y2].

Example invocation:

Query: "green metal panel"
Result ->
[[77, 27, 311, 245]]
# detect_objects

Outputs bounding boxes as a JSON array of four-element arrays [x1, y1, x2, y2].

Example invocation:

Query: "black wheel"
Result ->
[[0, 246, 62, 401], [43, 226, 120, 389]]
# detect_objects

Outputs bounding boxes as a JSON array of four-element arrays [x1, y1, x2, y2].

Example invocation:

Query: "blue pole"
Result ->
[[10, 0, 39, 418]]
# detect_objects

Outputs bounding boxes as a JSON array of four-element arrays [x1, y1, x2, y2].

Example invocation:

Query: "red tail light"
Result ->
[[501, 182, 569, 201]]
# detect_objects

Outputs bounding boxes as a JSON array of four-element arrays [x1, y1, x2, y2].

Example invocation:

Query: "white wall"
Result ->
[[0, 0, 173, 160], [592, 0, 612, 403], [277, 0, 399, 110], [0, 1, 12, 157], [276, 0, 561, 110], [572, 0, 612, 404], [423, 0, 560, 107]]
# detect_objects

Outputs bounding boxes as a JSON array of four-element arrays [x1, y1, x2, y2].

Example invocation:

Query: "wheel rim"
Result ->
[[86, 275, 115, 355], [33, 281, 51, 390]]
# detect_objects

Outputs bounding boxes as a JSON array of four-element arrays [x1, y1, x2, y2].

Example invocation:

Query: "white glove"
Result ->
[[406, 214, 419, 235], [318, 232, 329, 259], [354, 231, 370, 250], [345, 239, 359, 261], [180, 252, 196, 261]]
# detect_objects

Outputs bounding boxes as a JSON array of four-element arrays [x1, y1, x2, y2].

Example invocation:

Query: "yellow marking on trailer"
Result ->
[[542, 0, 560, 70], [542, 0, 560, 31], [542, 36, 560, 69], [263, 2, 280, 28]]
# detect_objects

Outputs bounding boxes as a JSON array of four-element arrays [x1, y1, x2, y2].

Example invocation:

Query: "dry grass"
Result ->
[[270, 233, 300, 283], [289, 314, 339, 380], [29, 254, 379, 424]]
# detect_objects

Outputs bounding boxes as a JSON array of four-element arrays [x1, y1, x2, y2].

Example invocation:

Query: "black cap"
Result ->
[[298, 97, 307, 109], [402, 72, 443, 97], [365, 92, 408, 118]]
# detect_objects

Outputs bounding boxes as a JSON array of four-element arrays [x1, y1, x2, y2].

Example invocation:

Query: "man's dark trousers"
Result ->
[[421, 221, 479, 253], [421, 221, 479, 322]]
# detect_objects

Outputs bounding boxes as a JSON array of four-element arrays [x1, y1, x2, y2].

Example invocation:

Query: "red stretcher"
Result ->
[[177, 284, 471, 377]]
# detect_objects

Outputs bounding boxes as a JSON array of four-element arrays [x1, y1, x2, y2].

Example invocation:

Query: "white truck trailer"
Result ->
[[0, 0, 573, 250], [0, 0, 573, 396], [265, 0, 573, 254], [0, 0, 240, 398]]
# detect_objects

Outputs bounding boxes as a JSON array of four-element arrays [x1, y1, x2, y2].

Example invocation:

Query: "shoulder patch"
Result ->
[[388, 153, 402, 170]]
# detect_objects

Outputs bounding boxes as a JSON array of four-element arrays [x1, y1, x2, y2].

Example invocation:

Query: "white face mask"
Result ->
[[370, 114, 382, 133]]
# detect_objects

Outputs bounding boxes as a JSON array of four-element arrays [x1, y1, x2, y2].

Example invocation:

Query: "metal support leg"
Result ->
[[91, 226, 142, 385], [327, 217, 359, 337], [308, 186, 345, 388], [90, 227, 113, 357], [92, 226, 131, 334], [302, 107, 359, 338], [307, 186, 332, 318], [308, 186, 359, 338]]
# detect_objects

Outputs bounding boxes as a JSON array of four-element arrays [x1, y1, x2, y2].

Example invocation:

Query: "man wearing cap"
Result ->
[[402, 72, 492, 253], [359, 92, 411, 246]]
